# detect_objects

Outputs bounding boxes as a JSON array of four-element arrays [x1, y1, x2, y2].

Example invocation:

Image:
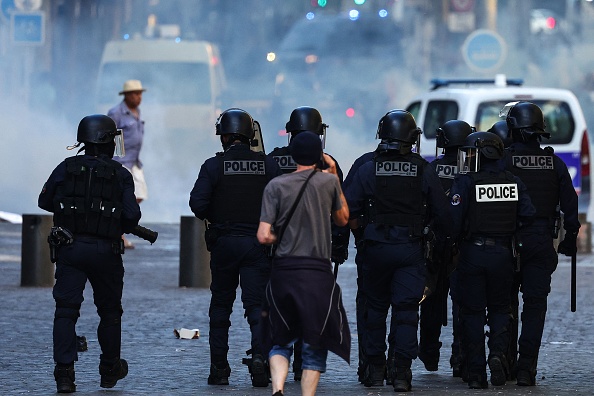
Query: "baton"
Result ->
[[571, 253, 576, 312]]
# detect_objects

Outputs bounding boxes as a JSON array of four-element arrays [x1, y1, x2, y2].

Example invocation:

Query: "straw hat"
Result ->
[[119, 80, 146, 95]]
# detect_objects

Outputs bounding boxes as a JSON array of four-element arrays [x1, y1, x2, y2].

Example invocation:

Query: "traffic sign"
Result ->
[[11, 11, 44, 45], [461, 29, 506, 72], [1, 0, 15, 22]]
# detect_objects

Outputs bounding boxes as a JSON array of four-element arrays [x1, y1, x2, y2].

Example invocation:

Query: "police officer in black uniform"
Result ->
[[501, 101, 580, 386], [449, 131, 535, 389], [38, 114, 141, 393], [189, 108, 281, 387], [488, 120, 513, 148], [345, 110, 452, 392], [419, 120, 473, 376], [267, 106, 349, 381]]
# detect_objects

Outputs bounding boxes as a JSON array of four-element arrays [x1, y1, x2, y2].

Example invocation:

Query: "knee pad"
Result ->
[[98, 305, 123, 326], [54, 300, 81, 321]]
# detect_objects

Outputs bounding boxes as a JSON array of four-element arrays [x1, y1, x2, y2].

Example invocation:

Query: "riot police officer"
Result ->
[[501, 101, 580, 386], [488, 120, 513, 148], [189, 108, 282, 387], [38, 114, 141, 393], [267, 106, 349, 381], [345, 110, 452, 392], [449, 131, 535, 389], [419, 120, 473, 376]]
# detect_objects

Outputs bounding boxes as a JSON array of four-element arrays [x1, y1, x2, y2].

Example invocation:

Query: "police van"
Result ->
[[405, 76, 591, 207]]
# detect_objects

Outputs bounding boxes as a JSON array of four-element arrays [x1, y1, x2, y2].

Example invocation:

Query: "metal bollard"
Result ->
[[21, 214, 54, 287], [179, 216, 211, 288]]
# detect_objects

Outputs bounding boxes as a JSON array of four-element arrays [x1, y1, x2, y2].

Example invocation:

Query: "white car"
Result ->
[[405, 75, 591, 217]]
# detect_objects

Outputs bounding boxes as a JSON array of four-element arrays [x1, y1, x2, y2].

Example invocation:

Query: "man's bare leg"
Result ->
[[301, 369, 321, 396], [270, 354, 289, 395]]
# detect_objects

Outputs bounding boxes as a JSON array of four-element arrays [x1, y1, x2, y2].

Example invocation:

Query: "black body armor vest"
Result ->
[[432, 155, 458, 194], [53, 156, 123, 239], [373, 152, 427, 236], [269, 146, 296, 174], [505, 146, 559, 219], [466, 171, 518, 237], [209, 148, 268, 224]]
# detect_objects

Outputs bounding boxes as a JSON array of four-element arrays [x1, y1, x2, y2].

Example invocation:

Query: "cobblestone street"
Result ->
[[1, 222, 593, 395]]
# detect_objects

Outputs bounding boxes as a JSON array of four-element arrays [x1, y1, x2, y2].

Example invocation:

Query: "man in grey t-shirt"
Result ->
[[257, 131, 350, 396]]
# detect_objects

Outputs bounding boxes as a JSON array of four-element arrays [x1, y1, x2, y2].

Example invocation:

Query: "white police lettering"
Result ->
[[376, 161, 417, 176], [272, 155, 297, 170], [512, 155, 554, 170], [436, 164, 457, 179], [223, 160, 265, 175], [475, 183, 519, 202]]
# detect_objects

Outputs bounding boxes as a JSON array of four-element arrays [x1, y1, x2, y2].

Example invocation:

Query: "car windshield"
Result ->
[[420, 99, 575, 144], [97, 62, 211, 105], [476, 100, 574, 144]]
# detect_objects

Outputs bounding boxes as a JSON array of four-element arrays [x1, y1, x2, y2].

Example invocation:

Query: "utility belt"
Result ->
[[48, 227, 124, 262], [74, 236, 124, 255], [465, 236, 511, 247]]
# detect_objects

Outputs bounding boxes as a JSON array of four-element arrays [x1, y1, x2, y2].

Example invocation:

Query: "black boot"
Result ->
[[392, 358, 413, 392], [488, 354, 508, 386], [450, 353, 462, 378], [99, 357, 128, 388], [467, 373, 488, 389], [516, 355, 537, 386], [248, 354, 269, 388], [363, 355, 385, 387], [54, 363, 76, 393], [207, 362, 231, 385]]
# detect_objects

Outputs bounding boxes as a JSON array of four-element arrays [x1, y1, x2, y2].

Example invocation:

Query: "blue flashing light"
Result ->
[[306, 12, 315, 20], [123, 34, 130, 40], [349, 9, 360, 20], [175, 37, 181, 43], [378, 9, 388, 18], [354, 0, 365, 4]]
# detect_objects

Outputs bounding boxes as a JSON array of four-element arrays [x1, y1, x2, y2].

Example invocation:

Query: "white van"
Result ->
[[96, 36, 227, 174], [405, 76, 590, 201]]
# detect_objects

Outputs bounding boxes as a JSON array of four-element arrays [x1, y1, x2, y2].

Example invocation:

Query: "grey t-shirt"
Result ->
[[260, 169, 343, 259]]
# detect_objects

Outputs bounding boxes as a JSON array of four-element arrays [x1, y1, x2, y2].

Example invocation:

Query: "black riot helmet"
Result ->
[[286, 106, 328, 148], [487, 120, 513, 148], [216, 108, 259, 150], [376, 110, 422, 154], [435, 120, 474, 156], [458, 131, 504, 173], [286, 106, 327, 135], [77, 114, 118, 144], [216, 108, 256, 139], [501, 101, 550, 142], [71, 115, 124, 157]]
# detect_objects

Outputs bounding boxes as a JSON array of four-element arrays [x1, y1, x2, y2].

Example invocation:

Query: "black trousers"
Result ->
[[53, 237, 124, 365]]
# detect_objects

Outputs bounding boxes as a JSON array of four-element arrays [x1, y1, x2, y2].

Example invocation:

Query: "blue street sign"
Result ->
[[1, 0, 15, 22], [12, 11, 44, 45], [462, 29, 507, 72]]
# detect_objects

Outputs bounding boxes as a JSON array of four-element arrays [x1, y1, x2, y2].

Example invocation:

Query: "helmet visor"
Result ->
[[114, 129, 125, 157], [499, 101, 520, 118], [457, 147, 479, 173]]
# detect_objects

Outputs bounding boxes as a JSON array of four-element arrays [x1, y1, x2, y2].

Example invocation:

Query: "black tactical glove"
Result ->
[[331, 232, 350, 265], [558, 231, 578, 257]]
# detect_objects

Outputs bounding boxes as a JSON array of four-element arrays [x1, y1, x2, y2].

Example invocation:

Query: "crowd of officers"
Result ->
[[189, 101, 579, 393], [40, 100, 579, 394]]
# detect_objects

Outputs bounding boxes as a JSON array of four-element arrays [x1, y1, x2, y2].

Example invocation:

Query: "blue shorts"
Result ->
[[269, 339, 328, 372]]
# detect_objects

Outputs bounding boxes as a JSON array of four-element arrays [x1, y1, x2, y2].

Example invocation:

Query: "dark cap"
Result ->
[[289, 131, 322, 166]]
